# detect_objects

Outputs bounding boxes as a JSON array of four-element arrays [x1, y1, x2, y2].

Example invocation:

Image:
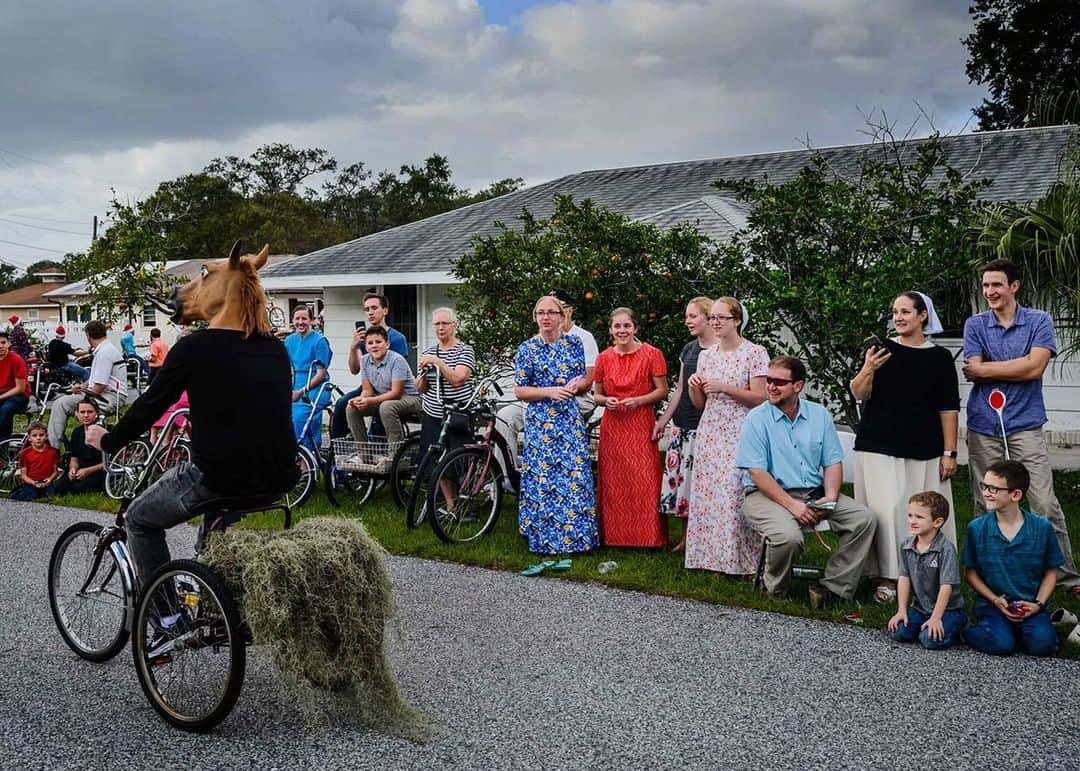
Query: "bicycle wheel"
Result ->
[[405, 449, 439, 529], [148, 437, 192, 485], [389, 435, 421, 510], [427, 447, 503, 543], [48, 522, 131, 662], [132, 559, 245, 733], [285, 446, 317, 509], [324, 463, 378, 509], [105, 439, 151, 499], [0, 436, 24, 495]]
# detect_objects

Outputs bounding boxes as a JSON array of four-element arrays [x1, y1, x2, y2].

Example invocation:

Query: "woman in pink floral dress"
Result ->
[[686, 297, 769, 574]]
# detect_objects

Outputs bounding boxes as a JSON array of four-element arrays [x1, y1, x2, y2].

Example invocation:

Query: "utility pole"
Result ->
[[92, 215, 98, 242]]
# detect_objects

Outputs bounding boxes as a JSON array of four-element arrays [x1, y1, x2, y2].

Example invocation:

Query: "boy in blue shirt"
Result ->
[[962, 459, 1064, 656], [887, 491, 966, 650]]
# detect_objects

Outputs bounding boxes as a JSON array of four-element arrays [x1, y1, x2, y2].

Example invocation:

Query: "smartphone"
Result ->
[[862, 334, 886, 355], [1007, 599, 1025, 614], [355, 320, 366, 330]]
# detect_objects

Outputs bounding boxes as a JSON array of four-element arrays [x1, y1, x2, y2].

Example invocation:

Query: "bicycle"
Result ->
[[325, 412, 418, 510], [287, 361, 341, 509], [103, 408, 192, 500], [48, 479, 290, 732]]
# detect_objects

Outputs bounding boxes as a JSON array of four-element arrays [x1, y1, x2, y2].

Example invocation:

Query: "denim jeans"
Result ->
[[331, 387, 363, 439], [0, 394, 28, 439], [889, 606, 967, 650], [125, 464, 222, 586], [60, 361, 90, 381], [963, 605, 1058, 657]]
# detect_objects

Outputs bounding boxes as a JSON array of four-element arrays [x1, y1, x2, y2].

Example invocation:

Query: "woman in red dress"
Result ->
[[593, 307, 669, 547]]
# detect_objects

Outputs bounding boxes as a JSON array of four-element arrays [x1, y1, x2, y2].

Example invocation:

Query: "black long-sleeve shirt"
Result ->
[[101, 328, 296, 496]]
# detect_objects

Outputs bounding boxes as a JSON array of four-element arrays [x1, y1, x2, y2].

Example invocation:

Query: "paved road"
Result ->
[[3, 501, 1079, 770]]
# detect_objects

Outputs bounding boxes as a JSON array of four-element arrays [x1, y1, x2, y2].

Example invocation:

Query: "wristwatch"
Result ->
[[942, 450, 958, 458], [1034, 599, 1045, 610]]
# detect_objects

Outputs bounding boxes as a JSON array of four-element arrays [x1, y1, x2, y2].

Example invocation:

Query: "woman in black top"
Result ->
[[851, 291, 960, 603], [652, 297, 715, 552]]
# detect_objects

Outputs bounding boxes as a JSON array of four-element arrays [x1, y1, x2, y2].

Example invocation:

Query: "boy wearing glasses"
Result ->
[[736, 356, 876, 605], [962, 459, 1063, 656]]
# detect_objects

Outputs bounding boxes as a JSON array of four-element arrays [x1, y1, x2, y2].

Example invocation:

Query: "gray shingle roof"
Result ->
[[262, 125, 1079, 280]]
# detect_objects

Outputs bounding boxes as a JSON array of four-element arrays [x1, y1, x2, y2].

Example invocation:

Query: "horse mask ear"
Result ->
[[252, 244, 270, 270], [228, 240, 242, 268]]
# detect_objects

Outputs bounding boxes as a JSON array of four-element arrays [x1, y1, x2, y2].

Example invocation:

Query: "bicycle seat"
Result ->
[[188, 492, 285, 515]]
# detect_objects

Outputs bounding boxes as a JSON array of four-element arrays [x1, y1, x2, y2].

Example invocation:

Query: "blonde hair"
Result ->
[[713, 296, 745, 333], [533, 295, 565, 317], [688, 296, 712, 318]]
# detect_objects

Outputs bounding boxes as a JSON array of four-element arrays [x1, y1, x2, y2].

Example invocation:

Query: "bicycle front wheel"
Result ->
[[0, 436, 24, 495], [48, 522, 131, 661], [389, 435, 421, 510], [105, 439, 151, 499], [132, 559, 246, 733], [324, 464, 379, 509], [427, 447, 503, 543], [405, 448, 440, 529], [285, 446, 317, 509]]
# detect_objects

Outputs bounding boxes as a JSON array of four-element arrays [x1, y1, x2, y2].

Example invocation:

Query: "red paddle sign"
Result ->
[[988, 388, 1010, 460], [988, 389, 1006, 411]]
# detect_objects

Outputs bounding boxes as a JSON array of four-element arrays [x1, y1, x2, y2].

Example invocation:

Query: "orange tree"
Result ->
[[450, 194, 727, 373]]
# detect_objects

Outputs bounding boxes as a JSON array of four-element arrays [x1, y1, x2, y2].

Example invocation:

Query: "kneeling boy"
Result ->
[[888, 491, 967, 649], [962, 460, 1063, 656]]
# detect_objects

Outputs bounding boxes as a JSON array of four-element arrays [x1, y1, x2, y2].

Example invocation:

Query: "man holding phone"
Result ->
[[332, 293, 410, 439]]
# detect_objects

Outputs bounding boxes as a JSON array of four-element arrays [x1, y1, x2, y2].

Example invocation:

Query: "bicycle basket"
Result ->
[[331, 439, 402, 473]]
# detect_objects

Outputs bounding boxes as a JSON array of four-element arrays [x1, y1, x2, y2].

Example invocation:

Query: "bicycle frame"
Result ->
[[106, 408, 191, 499]]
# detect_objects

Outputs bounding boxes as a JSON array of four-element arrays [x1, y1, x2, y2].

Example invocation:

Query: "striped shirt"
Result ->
[[420, 341, 476, 418]]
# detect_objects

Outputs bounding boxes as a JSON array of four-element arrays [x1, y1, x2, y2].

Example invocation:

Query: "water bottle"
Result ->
[[597, 561, 618, 575]]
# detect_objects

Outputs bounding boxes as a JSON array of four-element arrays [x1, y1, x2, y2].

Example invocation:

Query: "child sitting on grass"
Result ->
[[11, 422, 60, 501], [962, 459, 1063, 657], [52, 398, 105, 496], [887, 490, 967, 650]]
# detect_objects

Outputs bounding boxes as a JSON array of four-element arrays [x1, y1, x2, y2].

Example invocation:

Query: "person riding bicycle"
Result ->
[[47, 325, 90, 382], [86, 244, 297, 587]]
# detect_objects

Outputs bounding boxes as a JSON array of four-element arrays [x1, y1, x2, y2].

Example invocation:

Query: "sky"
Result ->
[[0, 0, 985, 269]]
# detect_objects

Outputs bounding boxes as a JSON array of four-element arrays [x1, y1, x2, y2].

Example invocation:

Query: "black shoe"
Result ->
[[808, 582, 840, 610]]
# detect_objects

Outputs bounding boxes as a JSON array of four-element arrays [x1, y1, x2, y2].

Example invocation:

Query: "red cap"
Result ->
[[7, 315, 18, 325], [55, 325, 66, 337], [123, 323, 134, 332]]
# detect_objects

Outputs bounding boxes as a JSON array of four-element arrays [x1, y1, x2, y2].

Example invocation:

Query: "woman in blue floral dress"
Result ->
[[514, 295, 599, 554]]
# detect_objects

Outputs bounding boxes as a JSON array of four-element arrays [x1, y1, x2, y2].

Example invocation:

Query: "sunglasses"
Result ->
[[978, 481, 1013, 495], [765, 376, 796, 386]]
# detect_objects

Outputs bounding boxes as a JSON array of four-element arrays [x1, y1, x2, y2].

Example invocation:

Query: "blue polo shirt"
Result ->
[[736, 398, 844, 489], [962, 511, 1064, 610], [963, 305, 1056, 436]]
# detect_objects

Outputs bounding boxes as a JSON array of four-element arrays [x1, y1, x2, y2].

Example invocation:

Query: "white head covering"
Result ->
[[914, 291, 944, 335], [740, 304, 750, 332]]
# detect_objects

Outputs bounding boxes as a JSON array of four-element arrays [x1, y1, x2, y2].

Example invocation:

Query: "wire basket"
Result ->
[[331, 438, 402, 473]]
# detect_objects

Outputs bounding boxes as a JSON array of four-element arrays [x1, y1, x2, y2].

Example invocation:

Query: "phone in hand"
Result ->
[[1007, 599, 1025, 614], [355, 320, 366, 330], [862, 334, 886, 355]]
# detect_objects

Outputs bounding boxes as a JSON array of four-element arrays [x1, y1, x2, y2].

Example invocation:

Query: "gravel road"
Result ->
[[2, 501, 1079, 770]]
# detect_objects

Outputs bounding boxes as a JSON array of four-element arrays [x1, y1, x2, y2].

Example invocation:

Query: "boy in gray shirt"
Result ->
[[345, 326, 421, 447], [887, 491, 967, 650]]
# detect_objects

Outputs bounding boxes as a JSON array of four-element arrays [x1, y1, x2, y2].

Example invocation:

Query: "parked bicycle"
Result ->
[[48, 456, 291, 732], [103, 408, 192, 500]]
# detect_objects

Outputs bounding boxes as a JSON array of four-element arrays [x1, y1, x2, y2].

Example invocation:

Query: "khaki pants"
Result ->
[[967, 429, 1078, 587], [742, 488, 877, 599], [346, 395, 421, 447]]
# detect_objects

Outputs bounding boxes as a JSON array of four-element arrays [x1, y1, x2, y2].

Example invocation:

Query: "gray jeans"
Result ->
[[125, 464, 222, 586], [967, 428, 1078, 587]]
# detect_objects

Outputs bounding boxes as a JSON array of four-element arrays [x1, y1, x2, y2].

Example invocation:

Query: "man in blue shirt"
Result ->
[[962, 258, 1077, 590], [331, 293, 410, 439], [736, 356, 876, 605]]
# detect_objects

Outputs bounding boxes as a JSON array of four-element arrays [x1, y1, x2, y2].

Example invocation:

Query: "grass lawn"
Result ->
[[58, 464, 1080, 658]]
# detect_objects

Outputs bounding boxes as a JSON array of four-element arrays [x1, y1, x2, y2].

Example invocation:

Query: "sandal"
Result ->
[[520, 560, 556, 577], [548, 558, 573, 573], [873, 584, 898, 604]]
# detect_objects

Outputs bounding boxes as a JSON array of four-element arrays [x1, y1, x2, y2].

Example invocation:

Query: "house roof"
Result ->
[[261, 124, 1080, 285], [0, 281, 71, 308]]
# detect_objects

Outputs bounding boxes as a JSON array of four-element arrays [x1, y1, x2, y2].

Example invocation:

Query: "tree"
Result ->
[[205, 143, 337, 197], [714, 132, 990, 427], [451, 195, 722, 371], [965, 0, 1080, 129], [0, 263, 18, 294], [12, 259, 64, 288], [977, 138, 1080, 356]]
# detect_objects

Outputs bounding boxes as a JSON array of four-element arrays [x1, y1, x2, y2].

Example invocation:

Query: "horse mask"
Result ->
[[162, 241, 272, 337]]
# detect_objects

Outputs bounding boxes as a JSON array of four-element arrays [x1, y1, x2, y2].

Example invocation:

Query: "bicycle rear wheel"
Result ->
[[132, 559, 246, 733], [48, 522, 131, 662], [324, 464, 379, 509], [389, 435, 421, 510], [105, 439, 151, 499], [0, 436, 24, 496], [285, 446, 317, 509], [427, 447, 503, 543]]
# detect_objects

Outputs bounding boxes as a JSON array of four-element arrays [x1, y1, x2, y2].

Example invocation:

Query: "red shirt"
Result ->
[[0, 352, 29, 397], [19, 445, 60, 482]]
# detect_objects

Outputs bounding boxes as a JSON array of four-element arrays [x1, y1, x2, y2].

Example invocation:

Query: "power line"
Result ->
[[0, 238, 70, 254], [0, 146, 49, 166], [4, 212, 90, 226], [0, 217, 90, 236]]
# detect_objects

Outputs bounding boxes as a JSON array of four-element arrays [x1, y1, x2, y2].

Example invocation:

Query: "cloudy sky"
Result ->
[[0, 0, 983, 268]]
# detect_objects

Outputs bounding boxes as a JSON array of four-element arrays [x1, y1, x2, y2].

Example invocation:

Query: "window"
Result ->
[[142, 304, 156, 327], [27, 308, 38, 320]]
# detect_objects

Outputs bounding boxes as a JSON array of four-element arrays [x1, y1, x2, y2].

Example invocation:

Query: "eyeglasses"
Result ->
[[433, 321, 454, 326], [978, 481, 1012, 495], [765, 376, 795, 386], [535, 310, 563, 317], [708, 314, 737, 322]]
